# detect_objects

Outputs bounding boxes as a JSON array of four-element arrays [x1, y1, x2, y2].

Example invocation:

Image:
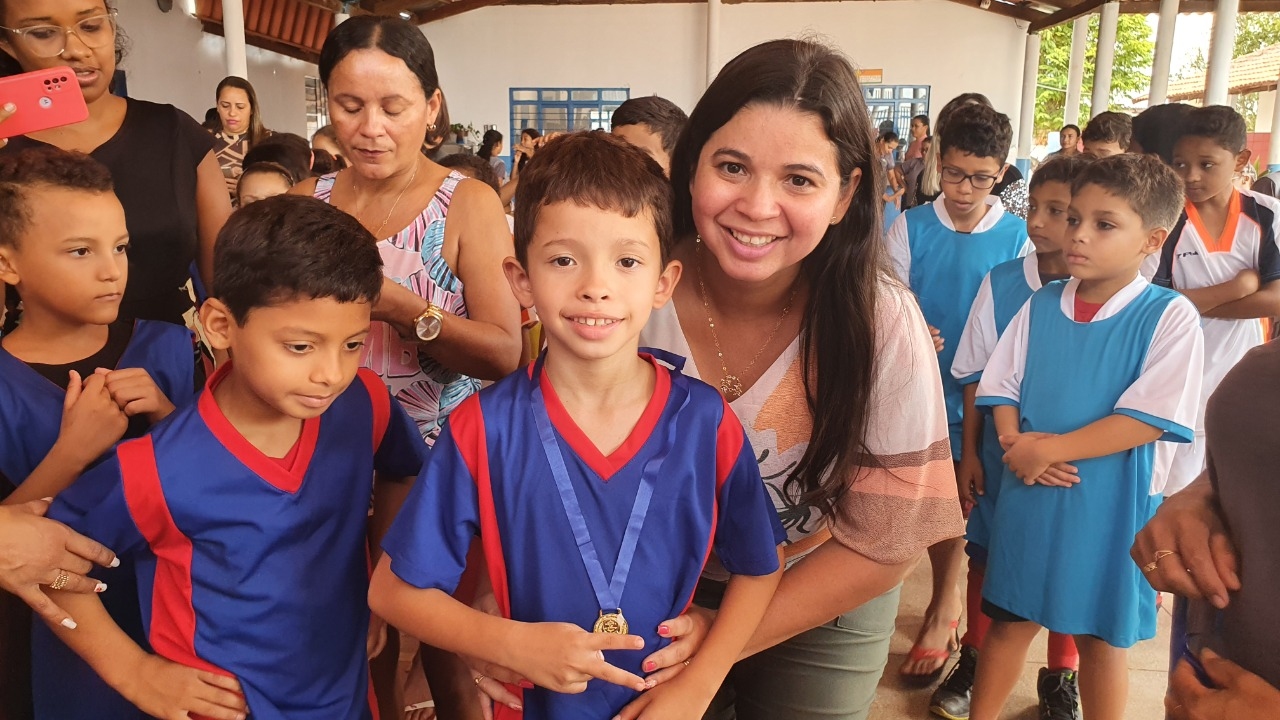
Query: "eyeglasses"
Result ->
[[941, 166, 998, 190], [0, 11, 117, 59]]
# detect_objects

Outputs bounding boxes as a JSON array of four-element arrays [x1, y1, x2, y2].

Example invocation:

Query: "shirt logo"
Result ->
[[1177, 250, 1200, 258]]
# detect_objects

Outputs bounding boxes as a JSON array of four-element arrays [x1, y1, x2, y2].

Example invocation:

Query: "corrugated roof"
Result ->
[[1144, 43, 1280, 102], [195, 0, 336, 63]]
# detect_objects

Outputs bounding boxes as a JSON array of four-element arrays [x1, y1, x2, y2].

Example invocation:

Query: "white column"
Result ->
[[1064, 15, 1089, 126], [1205, 0, 1240, 105], [1019, 32, 1041, 160], [1091, 1, 1119, 117], [335, 11, 350, 24], [706, 0, 722, 88], [221, 0, 248, 79], [1269, 74, 1280, 172], [1148, 0, 1179, 105]]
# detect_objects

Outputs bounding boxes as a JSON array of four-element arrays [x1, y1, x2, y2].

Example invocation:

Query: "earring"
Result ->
[[695, 234, 702, 243], [428, 123, 437, 132], [830, 216, 839, 225]]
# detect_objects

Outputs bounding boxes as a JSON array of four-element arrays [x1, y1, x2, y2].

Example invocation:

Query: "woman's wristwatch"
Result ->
[[412, 303, 445, 342]]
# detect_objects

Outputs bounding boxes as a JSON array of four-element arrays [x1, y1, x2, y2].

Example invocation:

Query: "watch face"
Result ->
[[416, 314, 443, 341]]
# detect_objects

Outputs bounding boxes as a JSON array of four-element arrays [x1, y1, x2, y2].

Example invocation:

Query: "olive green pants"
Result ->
[[696, 580, 902, 720]]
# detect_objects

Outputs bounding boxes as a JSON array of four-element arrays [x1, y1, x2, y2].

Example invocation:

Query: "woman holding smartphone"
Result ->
[[0, 0, 231, 328]]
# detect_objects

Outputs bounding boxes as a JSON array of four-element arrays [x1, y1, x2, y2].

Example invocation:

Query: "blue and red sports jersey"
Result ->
[[0, 319, 199, 720], [0, 319, 199, 489], [49, 364, 428, 720], [382, 354, 785, 720]]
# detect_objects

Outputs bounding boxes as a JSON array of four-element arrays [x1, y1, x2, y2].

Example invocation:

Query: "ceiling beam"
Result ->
[[1119, 0, 1280, 10], [941, 0, 1043, 21], [370, 0, 432, 13], [416, 0, 510, 22], [1028, 0, 1106, 32], [199, 20, 320, 63]]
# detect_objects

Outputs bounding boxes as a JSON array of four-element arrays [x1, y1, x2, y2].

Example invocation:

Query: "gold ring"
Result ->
[[683, 660, 691, 667], [1142, 550, 1178, 573], [50, 570, 69, 591], [473, 675, 486, 686]]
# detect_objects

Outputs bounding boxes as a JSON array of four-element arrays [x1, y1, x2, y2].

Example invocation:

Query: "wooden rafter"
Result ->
[[941, 0, 1042, 21], [1027, 0, 1107, 31], [416, 0, 510, 21]]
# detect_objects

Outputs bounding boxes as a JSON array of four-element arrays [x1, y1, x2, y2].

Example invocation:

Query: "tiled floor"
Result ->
[[872, 558, 1172, 719]]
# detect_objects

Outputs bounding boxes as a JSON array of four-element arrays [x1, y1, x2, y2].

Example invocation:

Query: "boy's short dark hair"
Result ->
[[1030, 154, 1093, 192], [0, 148, 114, 248], [438, 153, 501, 194], [940, 104, 1013, 163], [879, 131, 900, 145], [513, 131, 674, 266], [611, 96, 689, 156], [1082, 111, 1133, 149], [1061, 124, 1080, 134], [1180, 105, 1248, 154], [1071, 153, 1184, 230], [212, 195, 384, 323]]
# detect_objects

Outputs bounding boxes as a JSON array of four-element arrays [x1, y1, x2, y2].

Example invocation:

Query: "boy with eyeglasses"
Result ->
[[887, 103, 1029, 706]]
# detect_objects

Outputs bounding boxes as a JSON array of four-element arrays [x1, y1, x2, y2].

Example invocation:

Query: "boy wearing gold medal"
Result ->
[[371, 132, 785, 720]]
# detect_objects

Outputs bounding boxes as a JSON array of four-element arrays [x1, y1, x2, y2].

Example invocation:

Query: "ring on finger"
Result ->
[[683, 660, 691, 667], [473, 675, 487, 686], [1142, 549, 1178, 573], [50, 569, 70, 591]]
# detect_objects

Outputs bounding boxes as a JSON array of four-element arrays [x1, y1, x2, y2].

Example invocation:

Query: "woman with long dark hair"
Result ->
[[615, 38, 963, 719], [476, 128, 507, 185], [212, 75, 269, 199]]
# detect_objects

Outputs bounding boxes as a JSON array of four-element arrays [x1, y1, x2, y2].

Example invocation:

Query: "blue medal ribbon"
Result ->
[[529, 353, 688, 621]]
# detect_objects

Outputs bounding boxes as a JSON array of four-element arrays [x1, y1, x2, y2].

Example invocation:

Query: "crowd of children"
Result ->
[[1, 9, 1279, 720]]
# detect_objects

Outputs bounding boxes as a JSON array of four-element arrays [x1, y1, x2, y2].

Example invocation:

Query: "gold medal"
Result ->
[[593, 610, 629, 635]]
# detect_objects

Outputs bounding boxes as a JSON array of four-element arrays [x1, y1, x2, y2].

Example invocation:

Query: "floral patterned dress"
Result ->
[[315, 171, 480, 447]]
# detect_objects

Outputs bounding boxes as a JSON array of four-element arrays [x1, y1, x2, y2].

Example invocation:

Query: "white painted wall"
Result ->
[[422, 0, 1029, 148], [113, 1, 317, 136]]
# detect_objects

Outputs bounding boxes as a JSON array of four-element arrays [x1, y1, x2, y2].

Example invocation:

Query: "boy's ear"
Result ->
[[653, 259, 683, 309], [1235, 149, 1253, 173], [1143, 226, 1171, 256], [0, 246, 19, 286], [996, 163, 1010, 182], [199, 298, 236, 352], [502, 256, 535, 309]]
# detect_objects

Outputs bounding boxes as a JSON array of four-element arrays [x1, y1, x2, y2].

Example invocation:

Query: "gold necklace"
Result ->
[[361, 160, 419, 238], [695, 244, 798, 400]]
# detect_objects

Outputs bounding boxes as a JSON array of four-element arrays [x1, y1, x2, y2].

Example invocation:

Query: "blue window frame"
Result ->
[[863, 85, 930, 160], [508, 87, 630, 166]]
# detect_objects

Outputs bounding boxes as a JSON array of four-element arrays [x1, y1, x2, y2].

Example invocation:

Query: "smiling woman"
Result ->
[[0, 0, 232, 330]]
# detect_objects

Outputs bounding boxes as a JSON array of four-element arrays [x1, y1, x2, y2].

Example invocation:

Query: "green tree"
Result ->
[[1035, 15, 1154, 138]]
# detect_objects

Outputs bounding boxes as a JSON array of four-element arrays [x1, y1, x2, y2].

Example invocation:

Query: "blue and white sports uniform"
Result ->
[[976, 277, 1203, 647], [887, 196, 1030, 458], [0, 319, 199, 720], [383, 354, 785, 720], [50, 364, 427, 720], [951, 252, 1043, 554]]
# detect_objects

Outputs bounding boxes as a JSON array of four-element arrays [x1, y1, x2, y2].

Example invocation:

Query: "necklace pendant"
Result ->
[[720, 374, 744, 400], [594, 609, 629, 635]]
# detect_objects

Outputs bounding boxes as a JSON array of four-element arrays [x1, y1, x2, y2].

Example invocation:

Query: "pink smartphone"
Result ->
[[0, 67, 89, 139]]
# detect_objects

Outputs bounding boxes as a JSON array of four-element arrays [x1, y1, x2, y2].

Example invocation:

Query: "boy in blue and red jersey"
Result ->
[[0, 148, 200, 720], [43, 195, 428, 720], [370, 132, 785, 720]]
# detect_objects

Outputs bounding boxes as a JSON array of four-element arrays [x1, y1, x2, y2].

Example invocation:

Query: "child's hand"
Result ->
[[1002, 434, 1052, 485], [614, 673, 715, 720], [56, 371, 128, 467], [124, 654, 247, 720], [998, 432, 1078, 487], [509, 621, 649, 694], [928, 326, 944, 354], [956, 452, 985, 505], [99, 368, 176, 424]]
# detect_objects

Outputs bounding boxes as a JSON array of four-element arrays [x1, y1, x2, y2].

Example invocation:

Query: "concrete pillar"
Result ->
[[220, 0, 248, 79], [1269, 76, 1280, 172], [707, 0, 722, 88], [1064, 15, 1089, 126], [1205, 0, 1241, 106], [1148, 0, 1179, 106], [1091, 1, 1120, 117], [1019, 32, 1041, 160]]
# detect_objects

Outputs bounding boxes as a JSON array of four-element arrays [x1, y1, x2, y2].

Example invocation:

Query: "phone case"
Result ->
[[0, 67, 90, 139]]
